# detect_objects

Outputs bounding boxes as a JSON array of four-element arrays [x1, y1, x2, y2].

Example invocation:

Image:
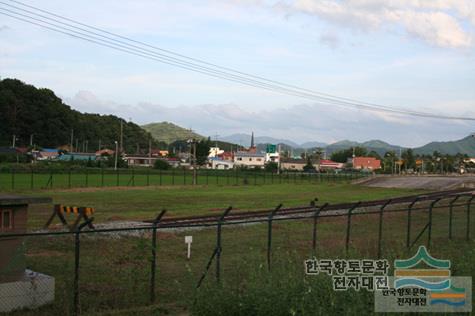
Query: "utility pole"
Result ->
[[12, 135, 16, 148], [30, 134, 33, 147], [277, 144, 281, 175], [75, 139, 79, 153], [193, 140, 197, 185], [120, 120, 124, 154], [70, 129, 74, 152], [114, 141, 119, 170], [149, 138, 152, 166], [98, 139, 102, 151], [85, 140, 88, 153]]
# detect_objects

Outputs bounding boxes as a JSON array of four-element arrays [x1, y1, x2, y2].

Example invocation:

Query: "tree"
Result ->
[[401, 149, 416, 170], [303, 157, 315, 172], [154, 159, 171, 170], [330, 147, 367, 163], [265, 162, 278, 173], [195, 139, 211, 166]]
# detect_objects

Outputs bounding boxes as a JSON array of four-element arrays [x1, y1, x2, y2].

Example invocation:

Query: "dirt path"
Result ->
[[357, 175, 475, 190]]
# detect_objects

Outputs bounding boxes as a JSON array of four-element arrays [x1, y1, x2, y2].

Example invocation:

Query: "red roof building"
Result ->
[[319, 159, 344, 170], [352, 157, 381, 170]]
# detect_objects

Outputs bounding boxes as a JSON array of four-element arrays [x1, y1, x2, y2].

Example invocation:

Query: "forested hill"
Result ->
[[0, 78, 161, 152]]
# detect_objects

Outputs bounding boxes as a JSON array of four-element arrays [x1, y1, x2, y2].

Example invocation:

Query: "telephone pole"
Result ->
[[120, 120, 124, 153], [70, 129, 74, 152]]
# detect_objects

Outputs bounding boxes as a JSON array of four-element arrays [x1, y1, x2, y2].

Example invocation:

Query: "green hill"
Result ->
[[414, 135, 475, 156], [142, 122, 204, 144], [0, 78, 160, 153]]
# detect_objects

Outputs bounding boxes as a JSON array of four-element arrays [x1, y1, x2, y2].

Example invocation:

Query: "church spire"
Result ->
[[250, 131, 254, 148]]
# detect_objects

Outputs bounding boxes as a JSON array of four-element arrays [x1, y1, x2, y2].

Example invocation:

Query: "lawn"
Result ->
[[2, 182, 472, 315], [23, 183, 422, 228]]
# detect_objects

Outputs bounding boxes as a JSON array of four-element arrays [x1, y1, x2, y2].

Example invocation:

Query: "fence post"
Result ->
[[448, 195, 460, 240], [30, 167, 34, 190], [172, 169, 175, 185], [345, 202, 361, 253], [85, 169, 89, 187], [68, 169, 72, 189], [11, 168, 15, 190], [406, 197, 420, 249], [427, 198, 441, 248], [150, 209, 167, 304], [216, 206, 232, 283], [50, 169, 53, 189], [183, 169, 186, 185], [159, 170, 163, 186], [267, 204, 283, 271], [467, 195, 475, 241], [74, 217, 94, 316], [312, 201, 329, 253], [378, 199, 392, 259], [101, 168, 105, 187], [116, 169, 119, 186]]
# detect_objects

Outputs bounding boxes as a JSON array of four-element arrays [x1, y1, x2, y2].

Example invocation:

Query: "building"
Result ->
[[57, 152, 96, 161], [234, 151, 266, 168], [0, 195, 54, 312], [124, 155, 157, 167], [352, 157, 381, 170], [280, 158, 306, 171], [96, 149, 115, 157], [319, 159, 344, 170], [208, 147, 224, 158], [218, 151, 234, 161], [208, 157, 234, 170], [35, 148, 59, 161]]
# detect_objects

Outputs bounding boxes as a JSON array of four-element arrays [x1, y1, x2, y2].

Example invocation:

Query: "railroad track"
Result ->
[[146, 188, 475, 228]]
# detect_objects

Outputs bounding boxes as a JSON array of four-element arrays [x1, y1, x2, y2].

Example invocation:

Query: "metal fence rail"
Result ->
[[0, 189, 473, 315], [0, 168, 368, 191]]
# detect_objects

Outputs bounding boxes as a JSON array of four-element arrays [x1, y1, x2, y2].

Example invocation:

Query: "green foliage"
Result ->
[[303, 157, 315, 172], [265, 161, 278, 172], [330, 147, 367, 163], [192, 258, 373, 316], [142, 121, 204, 144], [196, 139, 211, 166], [0, 78, 159, 153], [153, 159, 171, 170]]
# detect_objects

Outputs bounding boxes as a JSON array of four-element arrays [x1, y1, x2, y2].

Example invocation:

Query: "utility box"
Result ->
[[0, 195, 53, 312]]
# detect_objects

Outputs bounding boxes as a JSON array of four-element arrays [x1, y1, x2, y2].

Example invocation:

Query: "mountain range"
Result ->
[[140, 124, 475, 157]]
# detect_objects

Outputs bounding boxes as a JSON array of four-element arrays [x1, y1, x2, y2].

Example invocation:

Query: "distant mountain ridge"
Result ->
[[218, 133, 326, 148], [413, 135, 475, 156]]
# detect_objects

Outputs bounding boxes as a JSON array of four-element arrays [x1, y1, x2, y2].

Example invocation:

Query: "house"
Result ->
[[208, 147, 224, 158], [280, 158, 306, 171], [234, 151, 266, 169], [36, 148, 59, 161], [151, 149, 169, 157], [319, 159, 344, 170], [208, 157, 234, 170], [217, 151, 234, 161], [96, 149, 115, 157], [351, 157, 381, 170], [124, 155, 156, 167], [58, 152, 96, 161], [265, 152, 280, 164]]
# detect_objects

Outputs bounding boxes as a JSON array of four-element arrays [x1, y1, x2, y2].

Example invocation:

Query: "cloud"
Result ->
[[319, 31, 340, 49], [65, 90, 475, 147], [265, 0, 475, 48], [0, 25, 9, 32]]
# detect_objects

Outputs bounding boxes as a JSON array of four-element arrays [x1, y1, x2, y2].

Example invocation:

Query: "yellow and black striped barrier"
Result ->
[[44, 204, 95, 231]]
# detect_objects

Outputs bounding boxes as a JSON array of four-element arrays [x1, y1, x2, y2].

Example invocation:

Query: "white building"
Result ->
[[208, 147, 225, 158], [265, 152, 280, 163], [209, 158, 234, 170], [234, 151, 266, 168]]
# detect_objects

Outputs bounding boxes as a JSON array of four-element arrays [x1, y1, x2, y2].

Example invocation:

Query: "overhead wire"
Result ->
[[1, 0, 474, 121]]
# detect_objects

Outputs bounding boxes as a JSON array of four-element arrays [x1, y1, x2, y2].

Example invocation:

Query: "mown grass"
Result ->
[[21, 183, 422, 229], [5, 195, 474, 316]]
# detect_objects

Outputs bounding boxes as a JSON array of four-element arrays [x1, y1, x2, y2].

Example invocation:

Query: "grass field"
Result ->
[[2, 182, 473, 315], [24, 183, 421, 229]]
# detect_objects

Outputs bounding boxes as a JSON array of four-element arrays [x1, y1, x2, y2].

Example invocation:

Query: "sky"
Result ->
[[1, 0, 475, 147]]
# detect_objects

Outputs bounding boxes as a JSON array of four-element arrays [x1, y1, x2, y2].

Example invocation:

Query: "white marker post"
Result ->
[[185, 236, 193, 260]]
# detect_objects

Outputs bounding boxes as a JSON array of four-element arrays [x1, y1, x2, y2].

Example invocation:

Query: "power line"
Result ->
[[1, 0, 474, 121]]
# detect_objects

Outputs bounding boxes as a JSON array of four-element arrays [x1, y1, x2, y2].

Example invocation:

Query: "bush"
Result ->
[[154, 159, 171, 170]]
